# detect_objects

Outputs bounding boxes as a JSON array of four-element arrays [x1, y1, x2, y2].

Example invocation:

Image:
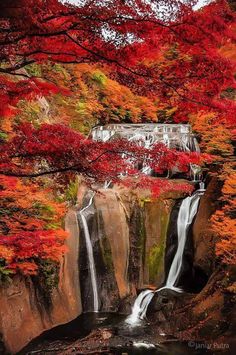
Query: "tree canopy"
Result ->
[[0, 0, 235, 276], [0, 0, 235, 121]]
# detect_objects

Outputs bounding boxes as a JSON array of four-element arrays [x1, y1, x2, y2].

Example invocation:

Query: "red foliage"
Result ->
[[0, 230, 67, 275], [0, 76, 69, 117], [0, 175, 67, 276], [0, 122, 200, 183], [0, 0, 235, 121], [121, 175, 194, 198]]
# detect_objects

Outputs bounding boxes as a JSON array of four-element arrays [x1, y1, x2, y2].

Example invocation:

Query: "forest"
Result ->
[[0, 0, 235, 354]]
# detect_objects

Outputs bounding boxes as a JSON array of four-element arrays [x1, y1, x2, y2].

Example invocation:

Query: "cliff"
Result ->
[[77, 180, 191, 312], [0, 210, 82, 354], [1, 178, 228, 354]]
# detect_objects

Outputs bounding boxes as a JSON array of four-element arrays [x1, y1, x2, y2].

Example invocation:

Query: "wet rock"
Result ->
[[77, 181, 191, 313]]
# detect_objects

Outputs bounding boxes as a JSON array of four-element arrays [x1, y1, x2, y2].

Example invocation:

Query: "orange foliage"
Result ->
[[0, 175, 68, 276], [16, 63, 158, 134], [211, 163, 236, 265], [190, 111, 234, 158]]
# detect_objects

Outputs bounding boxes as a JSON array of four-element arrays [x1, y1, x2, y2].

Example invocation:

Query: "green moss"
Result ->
[[98, 213, 114, 270], [139, 198, 151, 208], [100, 234, 113, 271], [147, 202, 170, 283], [137, 205, 146, 266], [148, 244, 164, 283], [32, 260, 59, 308], [0, 260, 14, 285]]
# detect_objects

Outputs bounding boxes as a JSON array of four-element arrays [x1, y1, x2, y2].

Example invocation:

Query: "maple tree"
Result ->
[[0, 0, 235, 122], [0, 0, 235, 280], [0, 122, 202, 181], [0, 119, 202, 278], [18, 63, 159, 130], [211, 162, 236, 266], [0, 175, 67, 277], [190, 111, 234, 158]]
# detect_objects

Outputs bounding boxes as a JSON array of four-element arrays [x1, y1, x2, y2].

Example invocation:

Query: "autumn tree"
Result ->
[[0, 0, 234, 184], [0, 175, 67, 279], [0, 0, 235, 121], [0, 0, 235, 281], [0, 122, 202, 181], [211, 162, 236, 266], [17, 63, 160, 131]]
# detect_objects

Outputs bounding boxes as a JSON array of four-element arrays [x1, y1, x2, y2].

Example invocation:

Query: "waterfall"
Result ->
[[164, 193, 200, 291], [126, 191, 201, 325], [79, 193, 99, 312], [126, 290, 155, 325], [190, 163, 202, 182]]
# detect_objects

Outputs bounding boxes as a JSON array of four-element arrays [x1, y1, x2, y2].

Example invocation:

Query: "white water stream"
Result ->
[[126, 191, 202, 325], [79, 193, 99, 312], [164, 193, 201, 291]]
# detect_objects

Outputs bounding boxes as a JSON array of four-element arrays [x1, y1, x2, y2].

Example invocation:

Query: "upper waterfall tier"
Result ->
[[90, 124, 200, 153]]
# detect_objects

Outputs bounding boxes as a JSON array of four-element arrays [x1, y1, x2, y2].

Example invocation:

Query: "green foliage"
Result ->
[[44, 222, 61, 230], [0, 260, 14, 284], [39, 259, 59, 292], [91, 70, 107, 86], [16, 100, 42, 127], [64, 178, 79, 205], [25, 63, 42, 77], [33, 201, 55, 220], [0, 131, 8, 141], [75, 101, 86, 114]]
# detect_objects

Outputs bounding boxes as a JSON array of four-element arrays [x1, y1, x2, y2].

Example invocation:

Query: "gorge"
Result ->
[[12, 173, 233, 355], [0, 125, 234, 354], [0, 0, 235, 353]]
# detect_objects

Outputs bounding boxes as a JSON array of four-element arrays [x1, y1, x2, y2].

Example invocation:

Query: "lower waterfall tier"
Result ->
[[77, 179, 193, 312], [0, 176, 234, 354]]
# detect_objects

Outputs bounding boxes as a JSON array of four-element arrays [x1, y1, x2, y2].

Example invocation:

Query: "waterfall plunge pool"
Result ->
[[19, 312, 223, 355]]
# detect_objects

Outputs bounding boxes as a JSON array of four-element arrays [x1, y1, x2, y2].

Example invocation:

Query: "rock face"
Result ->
[[1, 175, 231, 353], [77, 180, 191, 312], [192, 176, 222, 275], [0, 210, 82, 354], [149, 176, 235, 344], [0, 178, 192, 352], [95, 189, 130, 299]]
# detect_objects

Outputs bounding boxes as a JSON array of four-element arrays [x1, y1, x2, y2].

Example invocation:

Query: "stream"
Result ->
[[20, 312, 220, 354], [19, 185, 218, 355]]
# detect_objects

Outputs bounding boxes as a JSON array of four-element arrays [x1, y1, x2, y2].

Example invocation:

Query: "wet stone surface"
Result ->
[[19, 312, 232, 355]]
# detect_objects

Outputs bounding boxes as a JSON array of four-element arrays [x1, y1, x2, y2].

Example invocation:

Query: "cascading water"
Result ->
[[126, 191, 202, 325], [125, 290, 155, 325], [79, 193, 99, 312], [163, 193, 200, 291]]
